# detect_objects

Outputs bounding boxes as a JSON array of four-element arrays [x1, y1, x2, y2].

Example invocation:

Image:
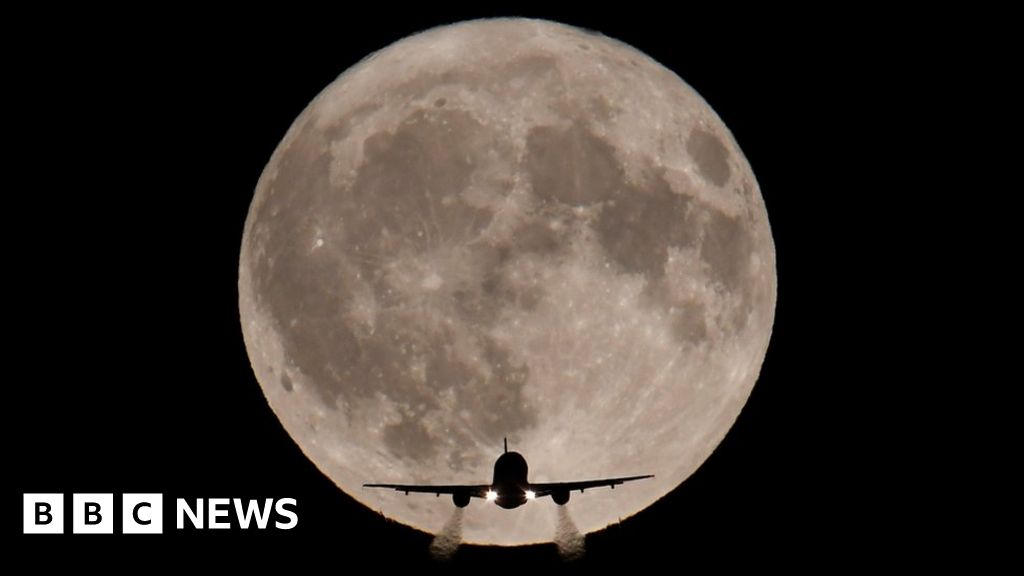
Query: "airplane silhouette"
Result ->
[[364, 438, 653, 509]]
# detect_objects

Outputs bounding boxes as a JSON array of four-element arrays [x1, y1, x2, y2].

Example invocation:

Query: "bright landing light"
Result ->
[[525, 490, 536, 500], [486, 490, 498, 501]]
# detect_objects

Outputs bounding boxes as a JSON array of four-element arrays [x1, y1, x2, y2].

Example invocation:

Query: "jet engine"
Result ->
[[552, 489, 570, 506]]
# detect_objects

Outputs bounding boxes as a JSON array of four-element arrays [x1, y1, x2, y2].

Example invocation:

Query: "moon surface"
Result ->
[[239, 18, 776, 546]]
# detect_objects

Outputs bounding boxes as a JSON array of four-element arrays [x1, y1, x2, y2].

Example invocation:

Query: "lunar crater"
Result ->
[[687, 128, 732, 187]]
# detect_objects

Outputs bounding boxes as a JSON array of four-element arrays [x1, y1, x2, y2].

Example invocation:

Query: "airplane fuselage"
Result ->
[[491, 450, 530, 509]]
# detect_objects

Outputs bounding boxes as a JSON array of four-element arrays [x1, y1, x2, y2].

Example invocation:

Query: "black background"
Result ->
[[8, 6, 954, 569]]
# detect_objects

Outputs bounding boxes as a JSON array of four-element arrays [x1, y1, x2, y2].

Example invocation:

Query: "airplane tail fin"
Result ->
[[504, 437, 508, 453]]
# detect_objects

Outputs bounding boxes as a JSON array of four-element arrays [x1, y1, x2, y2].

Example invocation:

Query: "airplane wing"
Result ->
[[531, 474, 654, 497], [363, 483, 491, 498]]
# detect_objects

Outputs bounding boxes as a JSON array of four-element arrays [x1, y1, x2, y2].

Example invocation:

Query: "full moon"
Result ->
[[239, 18, 776, 546]]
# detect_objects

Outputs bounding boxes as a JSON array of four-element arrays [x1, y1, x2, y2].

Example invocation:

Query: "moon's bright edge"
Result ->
[[239, 18, 776, 546]]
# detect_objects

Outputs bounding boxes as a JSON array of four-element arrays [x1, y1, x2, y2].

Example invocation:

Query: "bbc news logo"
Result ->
[[23, 494, 297, 534]]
